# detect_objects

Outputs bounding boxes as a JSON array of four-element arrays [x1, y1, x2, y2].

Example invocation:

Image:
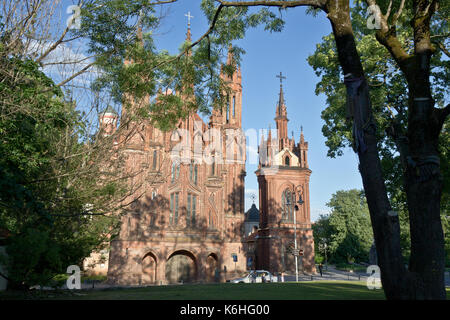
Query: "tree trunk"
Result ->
[[370, 0, 446, 299], [403, 85, 446, 299], [219, 0, 447, 300], [325, 0, 408, 299], [326, 0, 446, 299]]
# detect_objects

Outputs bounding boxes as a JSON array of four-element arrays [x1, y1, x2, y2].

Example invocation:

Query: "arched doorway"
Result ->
[[141, 252, 157, 285], [165, 250, 197, 284], [206, 253, 219, 282]]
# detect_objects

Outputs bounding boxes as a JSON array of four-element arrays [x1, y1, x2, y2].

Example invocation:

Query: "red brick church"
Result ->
[[254, 75, 316, 274], [101, 26, 247, 285], [90, 26, 315, 284]]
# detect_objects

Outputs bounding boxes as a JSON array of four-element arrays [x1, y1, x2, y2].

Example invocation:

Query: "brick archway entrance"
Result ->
[[206, 253, 219, 282], [141, 251, 157, 284], [165, 250, 197, 284]]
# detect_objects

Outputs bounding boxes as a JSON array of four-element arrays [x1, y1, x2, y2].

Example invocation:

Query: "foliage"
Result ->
[[0, 0, 289, 289], [313, 190, 373, 264], [0, 53, 122, 288], [0, 0, 447, 295], [307, 1, 449, 266], [68, 0, 290, 130]]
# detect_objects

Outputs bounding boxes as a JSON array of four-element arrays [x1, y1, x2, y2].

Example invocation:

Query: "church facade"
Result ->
[[101, 34, 247, 284], [254, 78, 316, 274], [91, 24, 316, 283]]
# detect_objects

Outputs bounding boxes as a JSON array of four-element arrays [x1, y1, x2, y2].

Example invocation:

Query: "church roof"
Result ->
[[245, 204, 260, 222]]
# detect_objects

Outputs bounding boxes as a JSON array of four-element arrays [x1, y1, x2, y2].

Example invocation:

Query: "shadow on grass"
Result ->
[[3, 282, 449, 300], [0, 281, 390, 300]]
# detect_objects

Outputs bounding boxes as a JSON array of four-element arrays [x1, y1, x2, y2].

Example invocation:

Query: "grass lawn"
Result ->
[[1, 281, 390, 300]]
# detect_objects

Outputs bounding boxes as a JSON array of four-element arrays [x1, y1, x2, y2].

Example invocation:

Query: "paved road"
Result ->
[[39, 265, 450, 290], [282, 266, 369, 283], [282, 265, 450, 287]]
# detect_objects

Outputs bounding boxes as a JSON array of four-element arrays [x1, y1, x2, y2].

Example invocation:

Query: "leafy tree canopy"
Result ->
[[313, 189, 373, 264]]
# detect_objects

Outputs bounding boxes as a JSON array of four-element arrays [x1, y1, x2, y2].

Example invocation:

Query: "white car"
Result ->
[[229, 270, 274, 283]]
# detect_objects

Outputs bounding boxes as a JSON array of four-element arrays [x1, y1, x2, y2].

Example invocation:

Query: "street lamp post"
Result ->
[[293, 201, 299, 282], [292, 186, 304, 283]]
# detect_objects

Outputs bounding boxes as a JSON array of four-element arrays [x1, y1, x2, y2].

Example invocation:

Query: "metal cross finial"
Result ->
[[276, 72, 286, 88], [250, 193, 256, 204], [185, 11, 194, 27]]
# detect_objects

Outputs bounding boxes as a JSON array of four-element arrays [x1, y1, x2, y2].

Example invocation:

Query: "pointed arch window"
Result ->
[[170, 192, 179, 225], [194, 164, 198, 184], [171, 161, 180, 183], [187, 194, 197, 227], [281, 189, 294, 222], [211, 157, 216, 176], [232, 95, 236, 118], [189, 161, 198, 185], [226, 94, 230, 123], [152, 150, 158, 169], [208, 210, 215, 229], [285, 156, 290, 166]]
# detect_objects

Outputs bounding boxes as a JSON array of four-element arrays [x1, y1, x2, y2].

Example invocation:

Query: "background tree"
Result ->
[[1, 0, 447, 298], [313, 189, 373, 265], [312, 214, 332, 264], [0, 1, 167, 288], [307, 0, 449, 267], [0, 54, 125, 288], [200, 0, 447, 299]]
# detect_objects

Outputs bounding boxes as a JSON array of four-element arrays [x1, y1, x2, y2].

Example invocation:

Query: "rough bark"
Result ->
[[325, 0, 410, 299], [325, 0, 447, 299], [213, 0, 447, 299], [374, 0, 446, 299]]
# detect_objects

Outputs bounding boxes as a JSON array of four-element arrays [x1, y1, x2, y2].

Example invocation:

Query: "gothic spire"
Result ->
[[137, 9, 144, 43], [278, 85, 285, 108], [275, 72, 287, 117], [185, 11, 194, 42], [300, 126, 305, 144], [274, 72, 289, 147], [227, 44, 234, 65]]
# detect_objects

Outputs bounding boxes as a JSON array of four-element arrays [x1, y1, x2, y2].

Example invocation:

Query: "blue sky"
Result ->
[[55, 1, 364, 221], [150, 2, 364, 221]]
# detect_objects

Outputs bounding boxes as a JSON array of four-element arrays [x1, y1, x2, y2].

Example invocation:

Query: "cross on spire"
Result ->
[[276, 72, 286, 107], [276, 72, 286, 88], [185, 11, 194, 28]]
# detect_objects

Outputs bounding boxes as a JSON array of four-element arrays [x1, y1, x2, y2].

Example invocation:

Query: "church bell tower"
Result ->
[[255, 73, 315, 274]]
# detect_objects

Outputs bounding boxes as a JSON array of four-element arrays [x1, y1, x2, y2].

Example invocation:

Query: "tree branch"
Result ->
[[35, 9, 73, 63], [392, 0, 405, 25], [0, 270, 10, 282], [385, 0, 393, 20], [364, 1, 410, 72], [151, 3, 227, 71], [41, 55, 96, 67], [54, 61, 96, 88], [152, 0, 326, 70], [216, 0, 325, 9], [434, 41, 450, 58]]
